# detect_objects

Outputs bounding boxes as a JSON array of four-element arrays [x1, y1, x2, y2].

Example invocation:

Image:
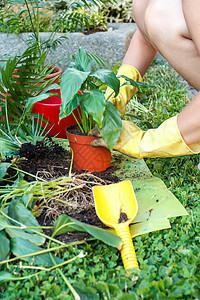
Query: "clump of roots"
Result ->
[[33, 171, 116, 225]]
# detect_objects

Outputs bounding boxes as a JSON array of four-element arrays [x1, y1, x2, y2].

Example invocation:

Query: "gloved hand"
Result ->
[[89, 115, 200, 158], [105, 64, 142, 117]]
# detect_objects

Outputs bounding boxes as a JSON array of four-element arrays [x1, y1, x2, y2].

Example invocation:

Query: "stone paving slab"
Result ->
[[0, 23, 137, 69], [0, 23, 198, 97]]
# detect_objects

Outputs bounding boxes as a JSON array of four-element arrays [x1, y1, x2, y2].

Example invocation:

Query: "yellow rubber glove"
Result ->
[[105, 64, 142, 117], [90, 115, 200, 158]]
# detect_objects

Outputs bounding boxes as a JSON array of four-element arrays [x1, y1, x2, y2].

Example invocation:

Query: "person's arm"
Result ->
[[90, 23, 200, 157], [105, 29, 157, 116], [122, 29, 157, 76], [129, 19, 200, 147], [178, 92, 200, 145]]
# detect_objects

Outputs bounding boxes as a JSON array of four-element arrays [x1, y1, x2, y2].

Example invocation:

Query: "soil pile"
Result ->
[[14, 137, 120, 242]]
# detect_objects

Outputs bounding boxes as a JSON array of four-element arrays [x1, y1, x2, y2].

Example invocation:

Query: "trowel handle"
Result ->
[[115, 223, 139, 270]]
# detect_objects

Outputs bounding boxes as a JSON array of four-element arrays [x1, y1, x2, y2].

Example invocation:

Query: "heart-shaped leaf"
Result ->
[[92, 69, 120, 96], [60, 68, 89, 113], [101, 101, 122, 151], [0, 231, 10, 261], [0, 162, 11, 181], [75, 48, 92, 72], [82, 90, 106, 128], [11, 237, 64, 267], [8, 199, 41, 233], [53, 214, 121, 249]]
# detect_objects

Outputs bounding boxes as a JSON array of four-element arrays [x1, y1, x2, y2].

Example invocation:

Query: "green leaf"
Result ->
[[75, 48, 91, 72], [11, 237, 64, 267], [73, 281, 99, 300], [101, 101, 122, 151], [60, 68, 89, 114], [92, 69, 120, 96], [53, 214, 121, 249], [0, 162, 11, 180], [8, 199, 42, 233], [53, 215, 86, 235], [0, 271, 17, 283], [5, 227, 45, 246], [82, 90, 106, 128], [119, 75, 148, 90], [0, 214, 9, 231], [21, 192, 35, 209], [94, 282, 111, 299], [60, 94, 82, 118], [0, 84, 6, 94], [0, 231, 10, 261], [117, 293, 138, 300], [0, 137, 20, 155], [39, 83, 60, 94], [24, 93, 56, 115]]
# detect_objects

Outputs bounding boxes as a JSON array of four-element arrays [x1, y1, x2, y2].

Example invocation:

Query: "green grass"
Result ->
[[1, 61, 200, 299]]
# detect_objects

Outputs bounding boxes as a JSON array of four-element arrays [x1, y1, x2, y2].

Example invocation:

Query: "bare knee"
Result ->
[[144, 5, 187, 52]]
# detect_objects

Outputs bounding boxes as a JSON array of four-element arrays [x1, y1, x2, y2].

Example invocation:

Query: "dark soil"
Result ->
[[11, 137, 120, 243], [118, 211, 129, 223], [66, 124, 94, 136], [48, 66, 60, 74]]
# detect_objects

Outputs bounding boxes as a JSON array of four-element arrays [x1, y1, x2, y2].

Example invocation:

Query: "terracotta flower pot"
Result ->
[[0, 93, 15, 121], [13, 66, 63, 86], [42, 66, 63, 85], [66, 126, 111, 172], [32, 89, 81, 138]]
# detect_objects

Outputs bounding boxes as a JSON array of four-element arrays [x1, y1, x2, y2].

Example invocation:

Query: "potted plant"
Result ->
[[0, 0, 111, 130], [60, 48, 142, 172], [0, 44, 63, 127]]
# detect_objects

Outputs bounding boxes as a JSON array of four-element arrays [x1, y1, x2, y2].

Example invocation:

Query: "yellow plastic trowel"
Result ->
[[92, 180, 139, 270]]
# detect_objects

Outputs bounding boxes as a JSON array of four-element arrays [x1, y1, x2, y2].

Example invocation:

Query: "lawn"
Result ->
[[0, 60, 200, 299]]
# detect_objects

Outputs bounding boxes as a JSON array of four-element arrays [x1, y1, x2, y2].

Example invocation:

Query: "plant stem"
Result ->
[[36, 0, 41, 56], [72, 112, 84, 133], [0, 241, 85, 266], [11, 167, 47, 182], [24, 0, 38, 45], [0, 210, 65, 246], [48, 229, 82, 300], [56, 267, 81, 300]]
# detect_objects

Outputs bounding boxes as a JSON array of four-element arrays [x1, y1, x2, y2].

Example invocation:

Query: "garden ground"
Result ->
[[0, 60, 200, 299]]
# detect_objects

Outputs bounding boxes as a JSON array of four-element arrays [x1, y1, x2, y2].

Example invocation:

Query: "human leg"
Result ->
[[139, 0, 200, 91], [107, 0, 200, 148], [133, 0, 200, 145]]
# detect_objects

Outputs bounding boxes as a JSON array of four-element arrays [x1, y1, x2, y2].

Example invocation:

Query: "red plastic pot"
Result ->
[[0, 66, 63, 122], [32, 89, 81, 138], [66, 126, 111, 172]]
